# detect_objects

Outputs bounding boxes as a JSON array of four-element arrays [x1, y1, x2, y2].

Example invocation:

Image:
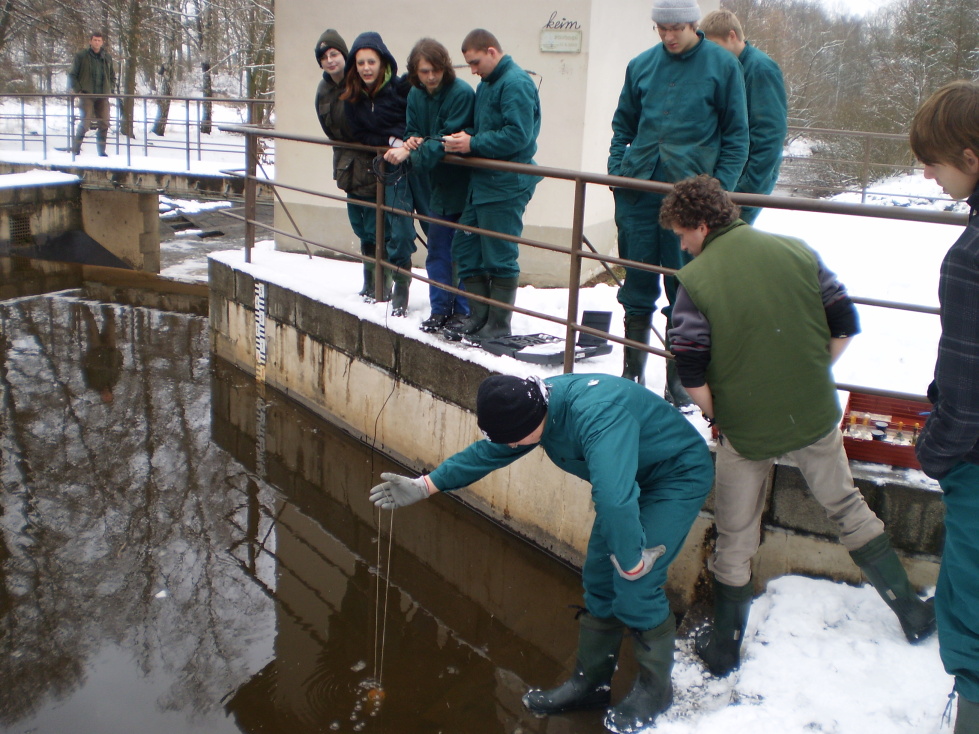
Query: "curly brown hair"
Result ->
[[659, 174, 740, 231], [407, 38, 456, 90]]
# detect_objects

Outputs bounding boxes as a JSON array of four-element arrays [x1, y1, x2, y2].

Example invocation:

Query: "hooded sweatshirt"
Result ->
[[343, 31, 410, 146]]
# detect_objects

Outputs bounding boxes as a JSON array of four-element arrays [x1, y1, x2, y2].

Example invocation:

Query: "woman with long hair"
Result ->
[[341, 32, 422, 316]]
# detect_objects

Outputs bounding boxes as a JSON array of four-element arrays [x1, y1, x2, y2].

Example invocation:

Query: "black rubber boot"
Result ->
[[471, 276, 518, 342], [443, 275, 490, 340], [622, 313, 652, 386], [604, 615, 675, 733], [956, 695, 979, 734], [849, 532, 936, 643], [695, 577, 754, 677], [71, 126, 85, 155], [391, 272, 410, 317], [358, 263, 374, 298], [522, 611, 623, 715], [664, 317, 695, 410], [96, 129, 108, 157]]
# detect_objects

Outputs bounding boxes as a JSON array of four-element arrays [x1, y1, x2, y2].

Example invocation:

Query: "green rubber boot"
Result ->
[[622, 313, 652, 386], [695, 577, 754, 677], [522, 611, 623, 715], [358, 262, 373, 298], [472, 276, 518, 341], [443, 275, 490, 340], [604, 614, 675, 733], [391, 271, 410, 317], [849, 532, 936, 643]]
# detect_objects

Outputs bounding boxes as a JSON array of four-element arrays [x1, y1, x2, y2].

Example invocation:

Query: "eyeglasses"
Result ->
[[655, 24, 689, 34]]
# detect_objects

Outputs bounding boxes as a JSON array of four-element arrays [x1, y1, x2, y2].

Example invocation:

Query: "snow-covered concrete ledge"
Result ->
[[208, 247, 941, 601]]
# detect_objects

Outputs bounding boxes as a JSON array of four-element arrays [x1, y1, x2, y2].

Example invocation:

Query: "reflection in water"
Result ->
[[0, 294, 603, 734]]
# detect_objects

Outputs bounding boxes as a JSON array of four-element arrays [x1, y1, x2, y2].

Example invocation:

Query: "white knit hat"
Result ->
[[650, 0, 702, 24]]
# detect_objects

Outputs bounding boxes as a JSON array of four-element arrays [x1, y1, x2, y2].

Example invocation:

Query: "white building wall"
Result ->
[[274, 0, 720, 286]]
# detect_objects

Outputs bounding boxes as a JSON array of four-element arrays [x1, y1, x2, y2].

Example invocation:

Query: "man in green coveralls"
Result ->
[[369, 373, 713, 733], [702, 9, 788, 224], [609, 0, 748, 403], [442, 29, 541, 342], [661, 174, 935, 680]]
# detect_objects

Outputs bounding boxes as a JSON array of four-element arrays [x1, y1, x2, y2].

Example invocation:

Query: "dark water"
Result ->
[[0, 294, 613, 734]]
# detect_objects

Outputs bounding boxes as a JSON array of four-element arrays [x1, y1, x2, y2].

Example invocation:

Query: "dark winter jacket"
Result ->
[[916, 185, 979, 479], [343, 32, 411, 146], [313, 30, 376, 198], [68, 47, 115, 95]]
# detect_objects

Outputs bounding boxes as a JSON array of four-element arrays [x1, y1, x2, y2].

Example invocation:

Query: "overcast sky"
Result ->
[[819, 0, 895, 17]]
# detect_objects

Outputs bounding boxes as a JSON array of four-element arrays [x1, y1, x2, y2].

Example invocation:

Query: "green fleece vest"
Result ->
[[676, 221, 841, 460]]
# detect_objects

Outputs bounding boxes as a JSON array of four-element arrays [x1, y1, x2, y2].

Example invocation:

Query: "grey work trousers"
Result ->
[[709, 427, 885, 586]]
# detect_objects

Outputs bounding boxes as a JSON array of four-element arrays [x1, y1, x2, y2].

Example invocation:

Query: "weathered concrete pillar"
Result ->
[[81, 189, 160, 272]]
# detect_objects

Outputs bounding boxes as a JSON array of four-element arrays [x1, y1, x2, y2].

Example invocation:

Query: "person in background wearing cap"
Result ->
[[314, 28, 379, 299], [608, 0, 748, 410], [701, 9, 787, 225], [661, 174, 935, 680], [369, 373, 713, 732]]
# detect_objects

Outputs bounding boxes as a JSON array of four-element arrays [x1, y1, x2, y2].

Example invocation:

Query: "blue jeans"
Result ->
[[426, 213, 469, 317]]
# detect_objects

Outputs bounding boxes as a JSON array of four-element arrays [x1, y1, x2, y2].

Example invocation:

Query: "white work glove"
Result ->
[[369, 472, 430, 510], [610, 545, 667, 581]]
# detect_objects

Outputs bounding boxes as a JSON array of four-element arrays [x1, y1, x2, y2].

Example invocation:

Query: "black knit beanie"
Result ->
[[315, 29, 349, 64], [476, 376, 548, 444]]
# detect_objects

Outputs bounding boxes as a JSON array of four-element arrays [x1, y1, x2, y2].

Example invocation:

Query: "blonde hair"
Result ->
[[909, 80, 979, 168], [701, 9, 744, 42]]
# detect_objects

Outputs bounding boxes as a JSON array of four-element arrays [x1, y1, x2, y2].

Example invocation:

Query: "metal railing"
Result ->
[[782, 125, 933, 205], [0, 92, 272, 171], [221, 123, 966, 403]]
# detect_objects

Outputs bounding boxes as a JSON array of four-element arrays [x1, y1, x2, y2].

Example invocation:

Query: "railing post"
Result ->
[[244, 130, 258, 264], [185, 100, 191, 171], [563, 178, 587, 374], [373, 157, 386, 301], [860, 132, 872, 204]]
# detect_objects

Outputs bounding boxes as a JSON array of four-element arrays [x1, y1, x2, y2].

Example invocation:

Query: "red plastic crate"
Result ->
[[840, 393, 929, 470]]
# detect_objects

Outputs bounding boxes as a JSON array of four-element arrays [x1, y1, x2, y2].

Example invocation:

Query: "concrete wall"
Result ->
[[81, 189, 161, 272], [273, 0, 721, 286], [209, 257, 943, 605], [0, 177, 81, 252]]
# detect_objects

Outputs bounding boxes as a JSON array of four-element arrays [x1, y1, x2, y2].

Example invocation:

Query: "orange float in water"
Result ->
[[367, 688, 385, 703]]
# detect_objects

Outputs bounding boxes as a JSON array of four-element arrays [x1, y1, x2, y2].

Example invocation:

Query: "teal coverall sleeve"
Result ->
[[469, 76, 538, 161], [427, 440, 535, 491], [711, 64, 750, 192], [736, 62, 787, 195], [608, 66, 640, 177], [409, 85, 474, 174]]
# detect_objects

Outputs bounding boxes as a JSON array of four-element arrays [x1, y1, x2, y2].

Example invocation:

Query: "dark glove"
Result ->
[[369, 472, 430, 510], [610, 545, 666, 581]]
